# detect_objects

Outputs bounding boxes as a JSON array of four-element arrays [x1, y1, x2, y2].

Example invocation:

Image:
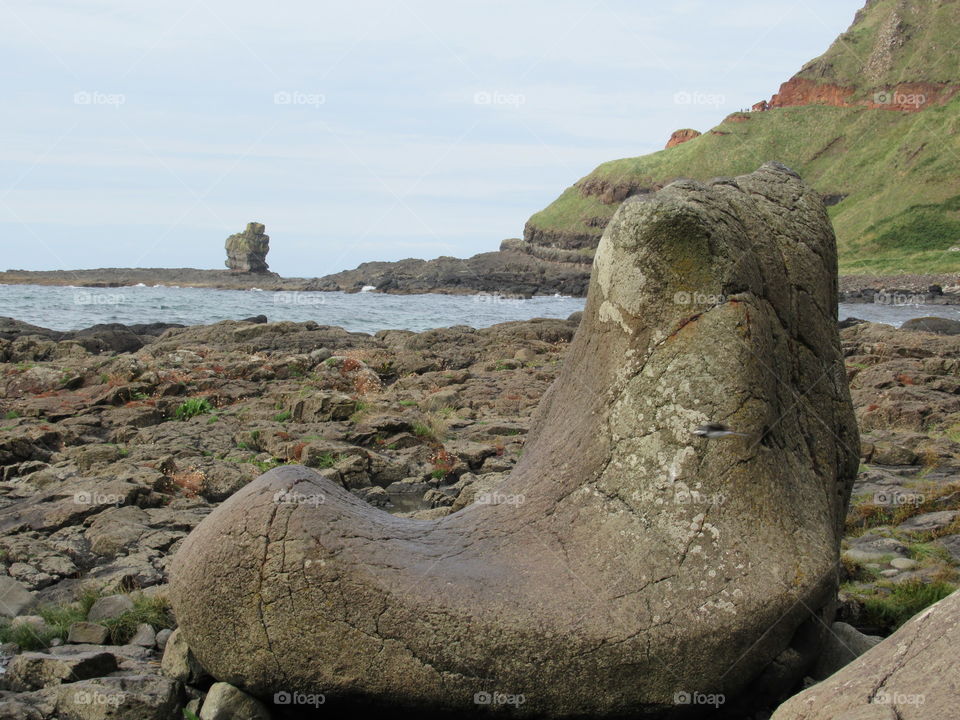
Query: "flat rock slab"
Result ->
[[5, 651, 117, 691], [772, 590, 960, 719]]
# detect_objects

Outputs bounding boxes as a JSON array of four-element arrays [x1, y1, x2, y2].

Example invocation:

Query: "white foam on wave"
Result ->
[[360, 285, 376, 293]]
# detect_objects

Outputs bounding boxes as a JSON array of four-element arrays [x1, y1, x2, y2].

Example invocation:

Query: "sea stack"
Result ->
[[224, 222, 270, 273]]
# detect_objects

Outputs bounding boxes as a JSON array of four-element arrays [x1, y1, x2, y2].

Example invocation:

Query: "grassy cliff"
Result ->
[[526, 0, 960, 275]]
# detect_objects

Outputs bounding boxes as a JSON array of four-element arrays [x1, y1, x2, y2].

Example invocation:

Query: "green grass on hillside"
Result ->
[[796, 0, 960, 93], [527, 96, 960, 274]]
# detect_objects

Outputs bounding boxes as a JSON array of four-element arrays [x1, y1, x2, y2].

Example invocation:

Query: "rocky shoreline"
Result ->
[[4, 266, 960, 304], [0, 309, 954, 716]]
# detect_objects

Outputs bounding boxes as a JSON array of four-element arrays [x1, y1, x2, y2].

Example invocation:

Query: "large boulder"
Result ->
[[772, 590, 960, 719], [171, 163, 859, 717], [224, 222, 270, 273]]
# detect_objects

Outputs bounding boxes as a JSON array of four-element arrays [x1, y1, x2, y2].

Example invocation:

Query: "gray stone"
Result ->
[[160, 627, 207, 684], [812, 621, 882, 679], [419, 388, 460, 411], [6, 650, 117, 691], [225, 222, 270, 273], [890, 557, 919, 570], [155, 628, 173, 652], [171, 164, 859, 716], [0, 576, 36, 617], [935, 533, 960, 563], [901, 316, 960, 335], [199, 681, 271, 720], [772, 590, 960, 719], [67, 622, 110, 645], [86, 594, 134, 621], [130, 623, 157, 648], [897, 510, 957, 534], [55, 674, 182, 720]]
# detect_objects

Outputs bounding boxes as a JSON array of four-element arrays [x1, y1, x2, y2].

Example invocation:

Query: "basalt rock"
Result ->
[[771, 590, 960, 720], [170, 163, 859, 717], [224, 222, 270, 274]]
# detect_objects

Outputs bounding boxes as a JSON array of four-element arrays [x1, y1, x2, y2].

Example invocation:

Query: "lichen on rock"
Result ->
[[224, 222, 270, 274], [171, 163, 859, 717]]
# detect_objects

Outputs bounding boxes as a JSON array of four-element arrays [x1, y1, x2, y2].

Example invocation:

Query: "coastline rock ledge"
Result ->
[[170, 163, 859, 717]]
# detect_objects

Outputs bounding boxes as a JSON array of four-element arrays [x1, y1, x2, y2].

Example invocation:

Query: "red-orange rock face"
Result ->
[[770, 77, 960, 112], [665, 128, 702, 149]]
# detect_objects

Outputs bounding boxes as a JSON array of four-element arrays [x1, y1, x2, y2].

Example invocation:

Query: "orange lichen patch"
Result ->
[[171, 470, 205, 497], [292, 442, 308, 461], [896, 374, 916, 386]]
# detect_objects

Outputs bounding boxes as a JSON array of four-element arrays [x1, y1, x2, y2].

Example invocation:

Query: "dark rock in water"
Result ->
[[839, 316, 866, 329], [239, 315, 268, 324], [772, 590, 960, 719], [225, 222, 270, 273], [169, 163, 859, 717], [901, 316, 960, 335]]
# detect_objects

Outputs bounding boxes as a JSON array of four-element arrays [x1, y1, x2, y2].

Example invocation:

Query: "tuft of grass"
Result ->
[[313, 452, 338, 469], [101, 594, 174, 644], [0, 590, 174, 649], [273, 410, 292, 423], [398, 400, 417, 407], [174, 398, 213, 421], [858, 579, 957, 632], [3, 410, 20, 420], [412, 423, 434, 439]]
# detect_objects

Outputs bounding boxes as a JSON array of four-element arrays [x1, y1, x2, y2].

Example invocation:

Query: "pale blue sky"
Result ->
[[1, 0, 862, 277]]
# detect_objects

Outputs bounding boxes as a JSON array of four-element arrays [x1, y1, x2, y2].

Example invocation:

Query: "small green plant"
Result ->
[[101, 594, 174, 644], [313, 452, 338, 469], [3, 410, 20, 420], [398, 400, 417, 407], [274, 410, 292, 423], [206, 414, 219, 424], [174, 398, 213, 421], [412, 423, 433, 439], [858, 579, 956, 631], [184, 710, 201, 720]]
